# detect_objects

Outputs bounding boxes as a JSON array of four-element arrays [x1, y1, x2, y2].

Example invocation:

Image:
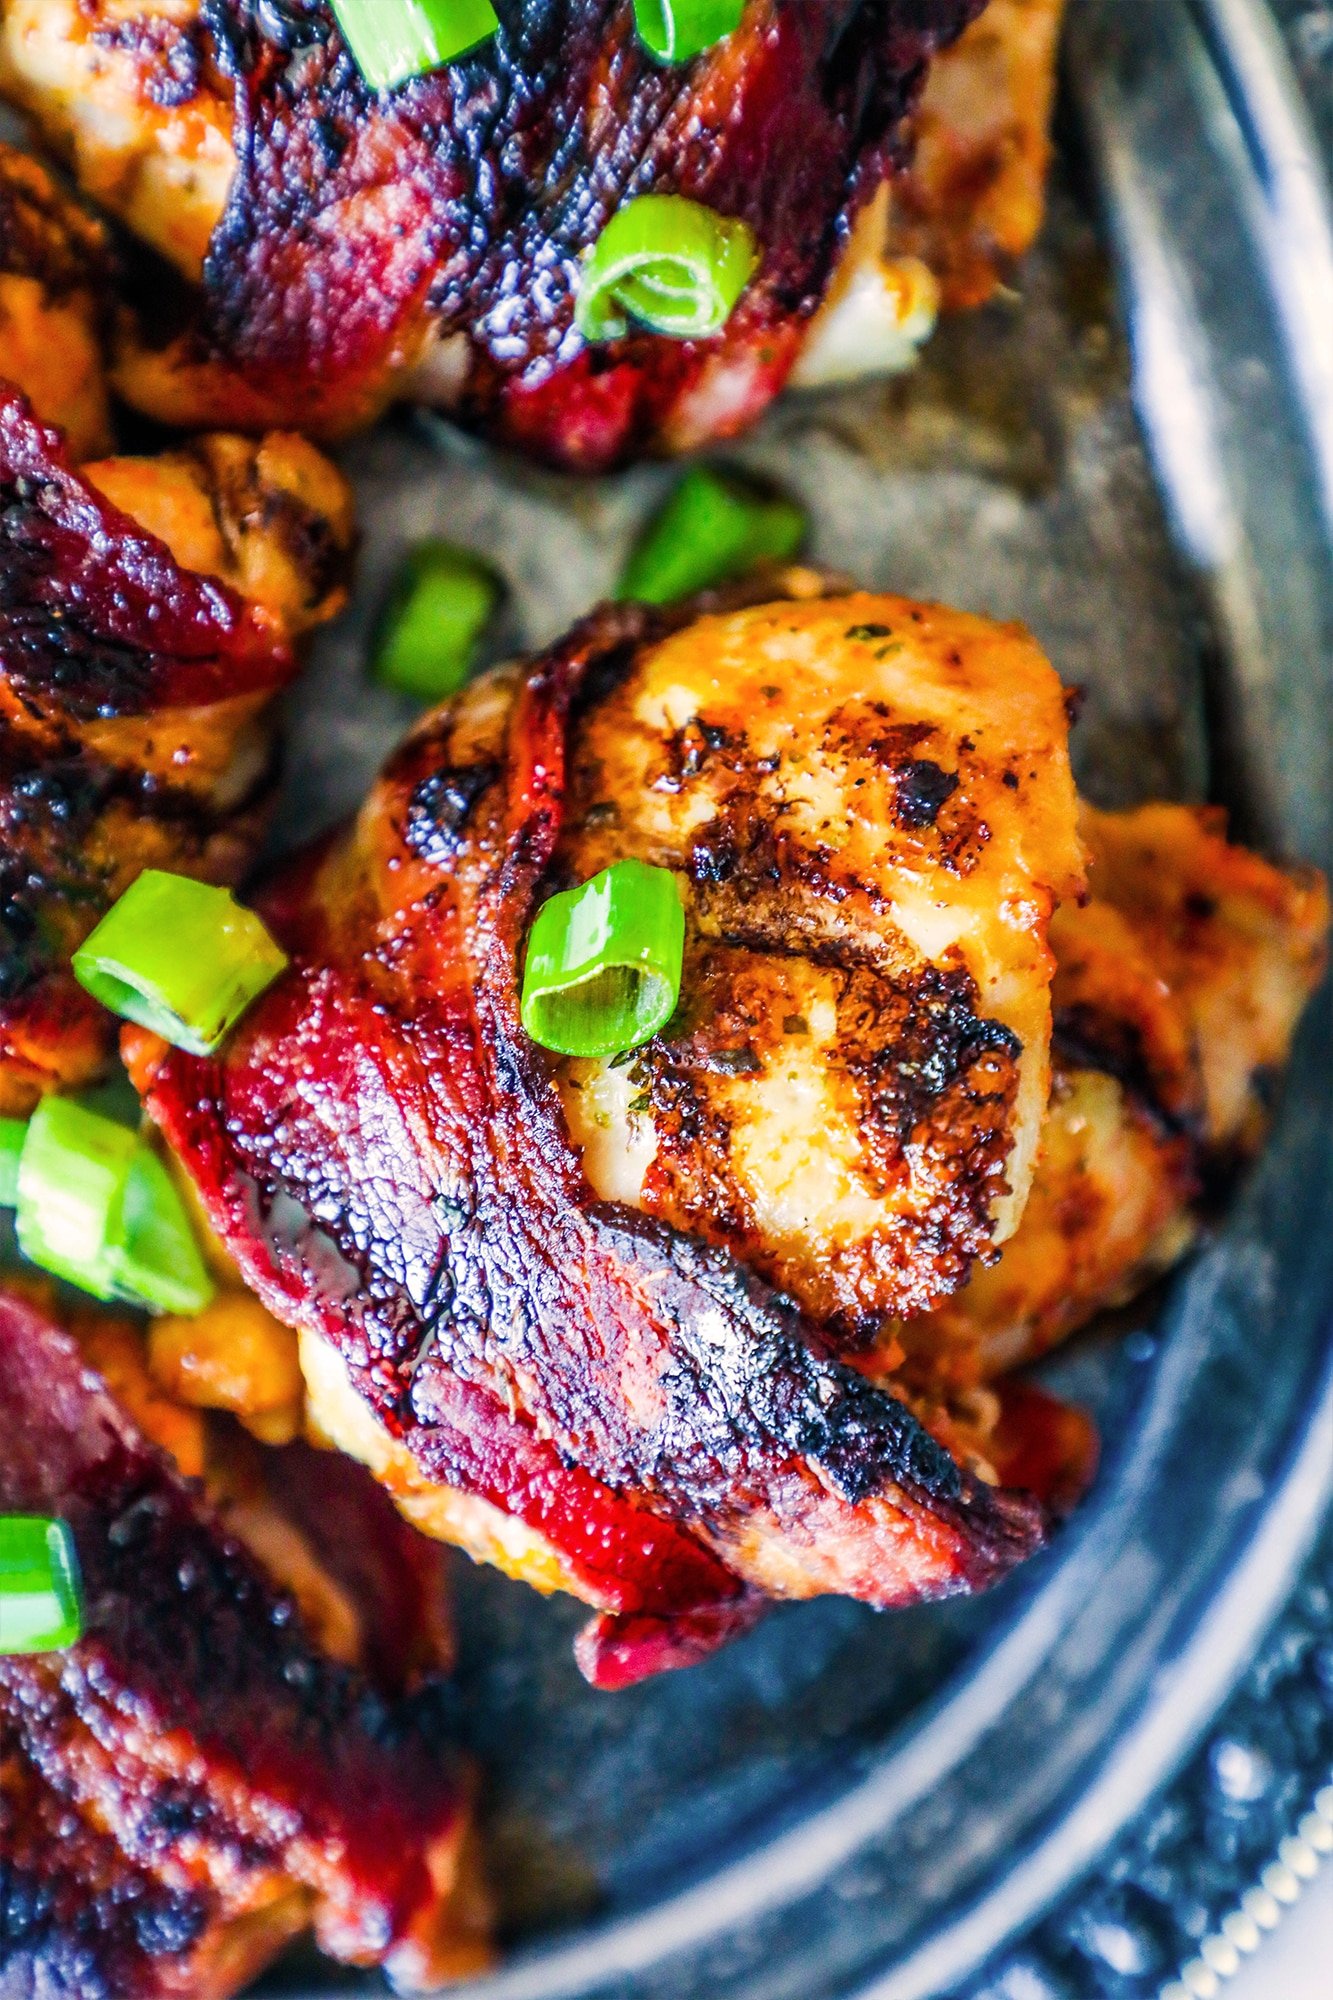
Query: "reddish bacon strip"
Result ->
[[136, 597, 1057, 1684], [0, 385, 350, 1112], [0, 389, 287, 715], [0, 1288, 487, 1995]]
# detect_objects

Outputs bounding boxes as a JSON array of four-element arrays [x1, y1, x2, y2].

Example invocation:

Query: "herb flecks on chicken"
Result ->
[[128, 582, 1095, 1685], [0, 385, 353, 1112]]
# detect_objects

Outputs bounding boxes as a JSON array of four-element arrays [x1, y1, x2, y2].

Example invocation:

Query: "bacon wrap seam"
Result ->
[[140, 599, 1051, 1686]]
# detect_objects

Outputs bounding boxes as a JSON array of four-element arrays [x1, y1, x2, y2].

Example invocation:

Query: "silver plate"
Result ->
[[254, 2, 1333, 1994]]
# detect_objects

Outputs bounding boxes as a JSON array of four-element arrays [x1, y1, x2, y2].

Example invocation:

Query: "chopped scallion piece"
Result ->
[[108, 1149, 215, 1317], [575, 195, 759, 343], [16, 1096, 139, 1300], [0, 1516, 83, 1655], [0, 1117, 26, 1206], [521, 859, 685, 1058], [331, 0, 498, 92], [618, 465, 807, 604], [72, 871, 288, 1057], [372, 542, 503, 701], [14, 1098, 214, 1314], [633, 0, 744, 61]]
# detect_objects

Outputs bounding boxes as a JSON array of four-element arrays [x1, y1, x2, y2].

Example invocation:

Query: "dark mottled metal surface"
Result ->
[[959, 1513, 1333, 1998]]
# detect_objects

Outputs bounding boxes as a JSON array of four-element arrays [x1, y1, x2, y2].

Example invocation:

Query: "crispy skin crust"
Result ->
[[99, 0, 983, 461], [136, 590, 1065, 1681], [556, 590, 1083, 1323], [0, 388, 351, 1112], [0, 1290, 486, 1997], [0, 142, 112, 456], [891, 803, 1330, 1390]]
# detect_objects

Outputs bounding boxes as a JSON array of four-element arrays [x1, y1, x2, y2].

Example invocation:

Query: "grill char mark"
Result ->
[[639, 942, 1024, 1338], [140, 591, 1051, 1680]]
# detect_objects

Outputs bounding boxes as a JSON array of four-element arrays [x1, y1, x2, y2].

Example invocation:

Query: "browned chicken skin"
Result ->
[[0, 140, 111, 454], [894, 803, 1330, 1391], [553, 590, 1084, 1324]]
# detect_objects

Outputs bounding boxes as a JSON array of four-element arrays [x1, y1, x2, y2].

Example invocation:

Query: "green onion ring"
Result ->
[[521, 859, 686, 1059], [15, 1096, 140, 1300], [371, 541, 503, 702], [633, 0, 746, 62], [72, 871, 289, 1059], [575, 195, 760, 343], [14, 1096, 215, 1314], [618, 464, 807, 604], [0, 1516, 83, 1655], [330, 0, 498, 92]]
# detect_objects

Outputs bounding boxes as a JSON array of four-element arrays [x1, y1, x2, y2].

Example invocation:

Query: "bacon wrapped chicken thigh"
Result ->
[[0, 384, 353, 1112], [0, 0, 1065, 465], [127, 581, 1076, 1681], [0, 1286, 488, 1997], [127, 580, 1326, 1685]]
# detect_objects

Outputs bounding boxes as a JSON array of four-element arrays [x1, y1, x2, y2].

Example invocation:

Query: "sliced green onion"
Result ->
[[521, 859, 685, 1058], [0, 1117, 26, 1207], [16, 1096, 140, 1300], [575, 195, 759, 343], [14, 1097, 214, 1313], [108, 1149, 214, 1317], [0, 1516, 83, 1655], [72, 871, 288, 1058], [372, 541, 502, 702], [618, 465, 807, 604], [330, 0, 498, 92], [633, 0, 745, 62]]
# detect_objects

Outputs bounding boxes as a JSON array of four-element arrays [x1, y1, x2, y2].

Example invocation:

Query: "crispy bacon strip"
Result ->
[[94, 0, 984, 462], [0, 385, 351, 1112], [0, 1288, 488, 1995], [135, 594, 1058, 1686], [0, 388, 287, 713]]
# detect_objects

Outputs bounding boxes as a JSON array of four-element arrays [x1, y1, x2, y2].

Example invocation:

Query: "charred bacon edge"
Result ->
[[0, 386, 294, 717], [0, 1287, 473, 1967], [139, 580, 1053, 1680]]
